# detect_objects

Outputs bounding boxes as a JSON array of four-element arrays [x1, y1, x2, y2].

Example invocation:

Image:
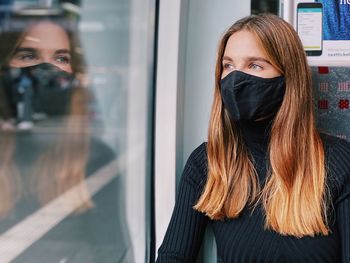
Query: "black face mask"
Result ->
[[220, 71, 286, 121], [2, 63, 77, 116]]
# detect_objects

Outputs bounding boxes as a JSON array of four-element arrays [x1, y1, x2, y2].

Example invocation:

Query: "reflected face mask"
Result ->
[[3, 63, 77, 116], [220, 71, 286, 121]]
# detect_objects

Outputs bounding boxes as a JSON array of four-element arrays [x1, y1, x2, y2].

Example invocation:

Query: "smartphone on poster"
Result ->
[[297, 2, 323, 56]]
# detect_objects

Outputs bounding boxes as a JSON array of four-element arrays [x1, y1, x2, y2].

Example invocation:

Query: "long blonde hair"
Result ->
[[194, 14, 329, 237]]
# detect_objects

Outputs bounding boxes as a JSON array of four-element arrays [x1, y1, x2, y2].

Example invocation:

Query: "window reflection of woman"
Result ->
[[0, 13, 92, 218], [0, 9, 132, 263]]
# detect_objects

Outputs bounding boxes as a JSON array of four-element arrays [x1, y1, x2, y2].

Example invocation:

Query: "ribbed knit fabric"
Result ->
[[156, 121, 350, 263]]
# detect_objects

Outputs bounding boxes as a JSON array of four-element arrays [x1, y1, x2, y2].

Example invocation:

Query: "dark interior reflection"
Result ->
[[0, 6, 132, 263], [251, 0, 279, 15]]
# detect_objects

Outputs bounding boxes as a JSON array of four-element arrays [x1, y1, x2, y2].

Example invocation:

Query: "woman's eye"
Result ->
[[55, 55, 71, 64], [250, 63, 263, 70], [16, 52, 37, 61], [223, 63, 234, 70]]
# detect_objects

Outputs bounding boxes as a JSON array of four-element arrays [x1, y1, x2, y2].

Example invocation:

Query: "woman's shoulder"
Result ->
[[320, 133, 350, 200], [86, 136, 116, 175], [181, 142, 208, 190], [186, 142, 208, 168], [321, 133, 350, 169]]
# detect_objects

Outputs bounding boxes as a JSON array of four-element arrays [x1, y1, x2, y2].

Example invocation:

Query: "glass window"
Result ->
[[0, 0, 156, 262]]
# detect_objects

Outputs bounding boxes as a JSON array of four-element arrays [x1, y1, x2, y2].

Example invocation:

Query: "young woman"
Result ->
[[157, 14, 350, 262]]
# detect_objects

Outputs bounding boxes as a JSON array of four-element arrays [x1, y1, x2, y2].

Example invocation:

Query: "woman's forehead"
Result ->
[[18, 21, 70, 51], [223, 30, 267, 60]]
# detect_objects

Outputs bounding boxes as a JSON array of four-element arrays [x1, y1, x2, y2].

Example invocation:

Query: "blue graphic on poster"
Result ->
[[316, 0, 350, 40]]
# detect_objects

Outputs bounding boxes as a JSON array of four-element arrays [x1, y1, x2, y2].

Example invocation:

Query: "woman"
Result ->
[[0, 9, 132, 262], [157, 14, 350, 262]]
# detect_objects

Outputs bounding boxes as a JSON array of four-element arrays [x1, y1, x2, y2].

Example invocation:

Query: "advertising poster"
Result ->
[[282, 0, 350, 66]]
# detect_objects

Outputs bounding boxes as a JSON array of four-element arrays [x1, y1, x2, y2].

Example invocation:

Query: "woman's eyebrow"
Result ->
[[54, 49, 71, 55], [222, 56, 233, 61], [222, 56, 271, 65], [13, 47, 37, 53], [247, 56, 271, 64]]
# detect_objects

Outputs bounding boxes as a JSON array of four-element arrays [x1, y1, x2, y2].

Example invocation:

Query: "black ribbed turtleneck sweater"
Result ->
[[156, 120, 350, 263]]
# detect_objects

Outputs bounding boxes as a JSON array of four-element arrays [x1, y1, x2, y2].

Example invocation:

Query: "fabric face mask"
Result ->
[[2, 63, 77, 116], [220, 70, 286, 121]]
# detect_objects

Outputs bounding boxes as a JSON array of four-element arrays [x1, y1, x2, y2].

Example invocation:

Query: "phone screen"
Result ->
[[297, 3, 323, 56]]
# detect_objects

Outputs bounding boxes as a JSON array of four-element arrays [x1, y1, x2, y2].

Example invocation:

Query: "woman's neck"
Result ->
[[236, 117, 273, 148]]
